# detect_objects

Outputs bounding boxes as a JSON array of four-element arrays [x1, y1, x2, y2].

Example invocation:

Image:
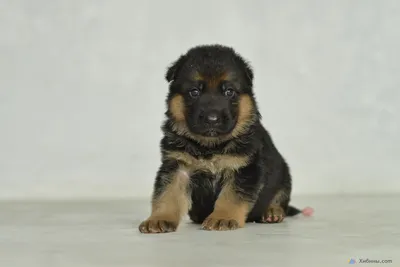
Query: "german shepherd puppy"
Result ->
[[139, 44, 304, 233]]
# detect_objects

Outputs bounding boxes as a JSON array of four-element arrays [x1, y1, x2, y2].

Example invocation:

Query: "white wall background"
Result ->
[[1, 0, 399, 199]]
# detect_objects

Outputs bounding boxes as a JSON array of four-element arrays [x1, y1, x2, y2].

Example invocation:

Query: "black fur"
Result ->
[[139, 44, 301, 233]]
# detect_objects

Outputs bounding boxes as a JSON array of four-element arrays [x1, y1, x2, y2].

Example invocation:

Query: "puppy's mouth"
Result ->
[[189, 125, 225, 137], [202, 129, 220, 137], [187, 119, 237, 137], [197, 124, 236, 137]]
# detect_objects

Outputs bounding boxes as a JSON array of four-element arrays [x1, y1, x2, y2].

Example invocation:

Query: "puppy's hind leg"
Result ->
[[261, 189, 290, 223]]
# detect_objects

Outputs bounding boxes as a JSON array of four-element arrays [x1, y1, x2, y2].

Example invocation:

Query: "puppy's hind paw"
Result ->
[[261, 205, 285, 223]]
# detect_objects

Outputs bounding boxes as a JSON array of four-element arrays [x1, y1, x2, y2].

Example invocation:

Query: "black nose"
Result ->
[[205, 111, 220, 123]]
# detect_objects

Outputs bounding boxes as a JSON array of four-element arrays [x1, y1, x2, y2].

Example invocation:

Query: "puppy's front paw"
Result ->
[[138, 218, 178, 234], [201, 215, 240, 231]]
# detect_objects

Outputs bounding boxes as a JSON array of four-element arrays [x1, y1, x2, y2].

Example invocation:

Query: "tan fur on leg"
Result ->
[[202, 178, 251, 231], [139, 169, 191, 233]]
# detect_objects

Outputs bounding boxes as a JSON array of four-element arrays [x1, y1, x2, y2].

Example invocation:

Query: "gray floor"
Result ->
[[0, 195, 398, 267]]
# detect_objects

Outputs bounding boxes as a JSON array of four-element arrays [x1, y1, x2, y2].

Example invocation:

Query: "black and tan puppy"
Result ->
[[139, 44, 306, 233]]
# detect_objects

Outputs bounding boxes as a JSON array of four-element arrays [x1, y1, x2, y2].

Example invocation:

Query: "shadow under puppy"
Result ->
[[139, 44, 312, 233]]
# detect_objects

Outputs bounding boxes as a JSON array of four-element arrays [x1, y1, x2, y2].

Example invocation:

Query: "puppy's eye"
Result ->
[[224, 88, 235, 97], [189, 88, 200, 98]]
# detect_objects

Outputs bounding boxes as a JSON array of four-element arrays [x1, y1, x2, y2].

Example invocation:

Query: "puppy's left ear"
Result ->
[[233, 54, 254, 86], [243, 62, 254, 85], [165, 55, 187, 83]]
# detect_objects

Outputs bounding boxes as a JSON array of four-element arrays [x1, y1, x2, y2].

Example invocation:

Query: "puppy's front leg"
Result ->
[[139, 161, 191, 234], [201, 170, 259, 231]]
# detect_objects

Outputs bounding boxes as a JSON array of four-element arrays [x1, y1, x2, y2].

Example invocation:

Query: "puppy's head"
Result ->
[[165, 44, 258, 144]]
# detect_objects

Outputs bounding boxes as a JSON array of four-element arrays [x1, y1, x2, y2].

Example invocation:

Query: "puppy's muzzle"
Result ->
[[204, 110, 222, 127]]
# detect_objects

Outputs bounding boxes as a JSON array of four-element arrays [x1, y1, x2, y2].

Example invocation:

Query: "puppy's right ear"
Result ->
[[165, 55, 186, 83]]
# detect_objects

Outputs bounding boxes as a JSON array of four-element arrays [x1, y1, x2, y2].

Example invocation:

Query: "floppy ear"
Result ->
[[232, 53, 254, 86], [243, 62, 254, 85], [165, 55, 187, 83]]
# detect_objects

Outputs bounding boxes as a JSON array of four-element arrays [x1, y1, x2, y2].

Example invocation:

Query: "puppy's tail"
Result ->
[[286, 205, 314, 217]]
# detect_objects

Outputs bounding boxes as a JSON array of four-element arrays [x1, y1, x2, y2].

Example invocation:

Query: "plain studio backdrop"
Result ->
[[0, 0, 399, 200]]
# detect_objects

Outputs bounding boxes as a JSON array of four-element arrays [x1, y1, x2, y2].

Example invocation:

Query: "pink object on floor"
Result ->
[[301, 206, 314, 216]]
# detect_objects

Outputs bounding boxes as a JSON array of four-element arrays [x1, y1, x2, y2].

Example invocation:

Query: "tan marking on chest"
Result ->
[[164, 151, 250, 174]]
